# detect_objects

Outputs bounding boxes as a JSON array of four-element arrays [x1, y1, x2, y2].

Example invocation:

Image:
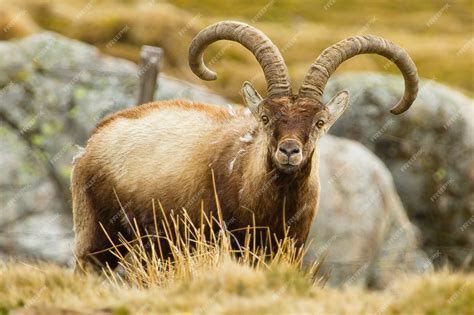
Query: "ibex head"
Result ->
[[189, 21, 418, 174]]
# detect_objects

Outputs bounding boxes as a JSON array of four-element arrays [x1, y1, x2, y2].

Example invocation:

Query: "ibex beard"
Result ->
[[71, 21, 418, 272]]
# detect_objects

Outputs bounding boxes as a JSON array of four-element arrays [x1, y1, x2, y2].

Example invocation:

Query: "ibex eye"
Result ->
[[261, 115, 269, 125], [316, 120, 325, 128]]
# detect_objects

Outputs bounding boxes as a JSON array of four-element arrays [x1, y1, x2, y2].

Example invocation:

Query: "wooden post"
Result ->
[[136, 45, 163, 105]]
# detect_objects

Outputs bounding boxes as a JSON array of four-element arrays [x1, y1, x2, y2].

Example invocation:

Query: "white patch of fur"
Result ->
[[227, 104, 237, 117], [228, 149, 245, 174], [239, 133, 253, 143]]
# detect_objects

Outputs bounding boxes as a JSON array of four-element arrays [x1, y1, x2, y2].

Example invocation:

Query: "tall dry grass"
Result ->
[[1, 191, 333, 314], [89, 187, 324, 289]]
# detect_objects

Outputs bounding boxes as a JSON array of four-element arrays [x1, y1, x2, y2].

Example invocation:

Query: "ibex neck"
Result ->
[[212, 124, 319, 244]]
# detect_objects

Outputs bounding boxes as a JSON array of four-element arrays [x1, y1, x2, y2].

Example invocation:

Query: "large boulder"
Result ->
[[325, 73, 474, 267], [0, 33, 428, 285], [308, 135, 429, 288]]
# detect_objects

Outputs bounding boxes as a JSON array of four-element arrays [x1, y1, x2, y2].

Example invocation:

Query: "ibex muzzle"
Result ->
[[277, 139, 302, 166]]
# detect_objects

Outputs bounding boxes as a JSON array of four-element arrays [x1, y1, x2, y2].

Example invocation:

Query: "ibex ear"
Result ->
[[325, 90, 350, 129], [242, 81, 263, 114]]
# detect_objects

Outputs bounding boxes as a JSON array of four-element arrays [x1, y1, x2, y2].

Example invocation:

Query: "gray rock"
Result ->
[[325, 73, 474, 267], [308, 135, 431, 288], [0, 33, 428, 285]]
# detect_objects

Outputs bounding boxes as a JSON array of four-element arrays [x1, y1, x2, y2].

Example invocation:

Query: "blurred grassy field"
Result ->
[[1, 261, 473, 314], [1, 0, 472, 102]]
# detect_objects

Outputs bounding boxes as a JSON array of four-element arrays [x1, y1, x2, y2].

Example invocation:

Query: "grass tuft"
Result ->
[[93, 196, 324, 290]]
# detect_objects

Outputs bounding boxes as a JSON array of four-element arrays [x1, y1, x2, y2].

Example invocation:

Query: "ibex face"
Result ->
[[242, 83, 349, 174]]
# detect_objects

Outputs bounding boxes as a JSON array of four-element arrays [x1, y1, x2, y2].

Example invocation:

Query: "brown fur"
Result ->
[[72, 98, 330, 271]]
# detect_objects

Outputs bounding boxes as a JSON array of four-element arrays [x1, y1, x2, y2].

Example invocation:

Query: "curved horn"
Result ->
[[189, 21, 291, 97], [298, 35, 418, 114]]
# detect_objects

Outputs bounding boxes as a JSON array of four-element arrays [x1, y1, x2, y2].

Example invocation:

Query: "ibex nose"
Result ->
[[278, 139, 301, 158]]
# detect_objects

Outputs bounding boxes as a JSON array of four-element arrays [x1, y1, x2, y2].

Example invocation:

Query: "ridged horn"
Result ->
[[189, 21, 291, 97], [298, 35, 418, 114]]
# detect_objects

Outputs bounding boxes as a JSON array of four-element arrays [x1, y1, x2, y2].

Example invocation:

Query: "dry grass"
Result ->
[[1, 198, 473, 314], [1, 261, 473, 314], [95, 195, 321, 290], [1, 0, 472, 101], [1, 194, 323, 314]]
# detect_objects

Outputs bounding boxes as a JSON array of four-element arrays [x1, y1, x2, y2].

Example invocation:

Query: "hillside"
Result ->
[[1, 0, 472, 102]]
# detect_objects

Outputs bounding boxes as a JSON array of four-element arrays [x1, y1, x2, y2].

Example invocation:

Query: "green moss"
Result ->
[[59, 165, 72, 179], [31, 134, 45, 147], [13, 70, 30, 82], [73, 86, 88, 100]]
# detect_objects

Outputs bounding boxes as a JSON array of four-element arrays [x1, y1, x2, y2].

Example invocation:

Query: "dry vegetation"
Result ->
[[1, 257, 473, 314], [1, 205, 474, 314], [1, 0, 472, 102]]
